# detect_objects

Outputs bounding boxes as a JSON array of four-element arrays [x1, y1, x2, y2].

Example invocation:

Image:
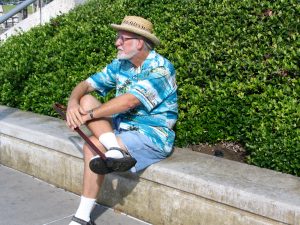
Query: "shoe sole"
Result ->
[[89, 157, 137, 175]]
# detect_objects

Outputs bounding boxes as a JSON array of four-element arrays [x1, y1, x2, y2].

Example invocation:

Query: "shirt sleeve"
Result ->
[[86, 60, 118, 96], [128, 66, 177, 112]]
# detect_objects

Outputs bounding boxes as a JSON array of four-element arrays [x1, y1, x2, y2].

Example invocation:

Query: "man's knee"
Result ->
[[79, 94, 101, 111]]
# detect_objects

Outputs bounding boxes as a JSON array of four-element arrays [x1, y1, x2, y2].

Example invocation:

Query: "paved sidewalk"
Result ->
[[0, 165, 151, 225]]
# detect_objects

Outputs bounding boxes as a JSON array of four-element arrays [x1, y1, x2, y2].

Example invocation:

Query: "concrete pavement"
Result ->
[[0, 165, 151, 225]]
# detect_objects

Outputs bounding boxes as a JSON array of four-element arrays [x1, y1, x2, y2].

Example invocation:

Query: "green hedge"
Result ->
[[0, 0, 299, 176]]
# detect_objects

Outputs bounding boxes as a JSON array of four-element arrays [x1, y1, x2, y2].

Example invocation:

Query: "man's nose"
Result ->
[[115, 38, 122, 47]]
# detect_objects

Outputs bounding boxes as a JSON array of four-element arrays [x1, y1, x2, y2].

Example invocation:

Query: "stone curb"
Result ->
[[0, 105, 299, 225]]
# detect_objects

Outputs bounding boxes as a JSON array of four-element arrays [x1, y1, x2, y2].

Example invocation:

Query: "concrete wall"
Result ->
[[0, 105, 299, 225], [0, 0, 86, 41]]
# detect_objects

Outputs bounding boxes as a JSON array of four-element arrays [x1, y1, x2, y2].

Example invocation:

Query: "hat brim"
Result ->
[[111, 24, 160, 46]]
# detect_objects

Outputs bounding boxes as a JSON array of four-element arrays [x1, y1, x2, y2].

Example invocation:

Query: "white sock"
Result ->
[[99, 132, 121, 149], [105, 149, 123, 158], [99, 132, 124, 159], [69, 196, 96, 225]]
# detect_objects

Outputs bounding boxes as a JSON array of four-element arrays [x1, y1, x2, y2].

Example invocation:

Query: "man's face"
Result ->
[[115, 31, 140, 60]]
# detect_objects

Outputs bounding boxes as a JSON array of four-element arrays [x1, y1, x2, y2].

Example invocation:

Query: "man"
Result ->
[[67, 16, 178, 225]]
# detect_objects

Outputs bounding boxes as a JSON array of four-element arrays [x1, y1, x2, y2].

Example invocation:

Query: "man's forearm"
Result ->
[[91, 93, 141, 119]]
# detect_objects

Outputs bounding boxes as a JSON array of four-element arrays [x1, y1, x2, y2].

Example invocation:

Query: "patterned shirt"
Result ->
[[86, 50, 178, 154]]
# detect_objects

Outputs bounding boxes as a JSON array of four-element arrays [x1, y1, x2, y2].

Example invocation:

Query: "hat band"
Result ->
[[122, 20, 152, 33]]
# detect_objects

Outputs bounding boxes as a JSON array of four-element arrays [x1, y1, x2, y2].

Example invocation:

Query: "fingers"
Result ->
[[66, 105, 86, 129]]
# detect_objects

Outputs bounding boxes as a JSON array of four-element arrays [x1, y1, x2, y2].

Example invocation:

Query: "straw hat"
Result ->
[[111, 16, 160, 46]]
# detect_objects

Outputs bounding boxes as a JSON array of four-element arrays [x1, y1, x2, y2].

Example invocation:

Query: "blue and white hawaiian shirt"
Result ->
[[86, 50, 178, 154]]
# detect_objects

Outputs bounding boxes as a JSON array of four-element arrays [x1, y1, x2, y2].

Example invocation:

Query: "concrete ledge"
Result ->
[[0, 105, 299, 225]]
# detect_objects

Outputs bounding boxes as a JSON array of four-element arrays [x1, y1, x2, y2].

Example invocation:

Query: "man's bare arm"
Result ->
[[90, 93, 141, 120]]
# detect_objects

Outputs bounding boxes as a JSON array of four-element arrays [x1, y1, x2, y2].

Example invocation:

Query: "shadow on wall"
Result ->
[[93, 171, 141, 221]]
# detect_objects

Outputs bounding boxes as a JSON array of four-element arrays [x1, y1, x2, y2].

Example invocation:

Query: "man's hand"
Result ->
[[66, 103, 90, 129], [66, 81, 95, 129]]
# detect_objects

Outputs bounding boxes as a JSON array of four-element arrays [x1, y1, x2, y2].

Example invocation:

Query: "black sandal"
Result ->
[[89, 156, 114, 175], [71, 216, 96, 225], [89, 147, 137, 174]]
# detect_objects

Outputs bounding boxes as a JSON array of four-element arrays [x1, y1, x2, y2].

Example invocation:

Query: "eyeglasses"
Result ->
[[115, 35, 138, 44]]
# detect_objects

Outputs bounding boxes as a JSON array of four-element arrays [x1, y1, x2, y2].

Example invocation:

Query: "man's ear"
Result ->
[[137, 39, 145, 50]]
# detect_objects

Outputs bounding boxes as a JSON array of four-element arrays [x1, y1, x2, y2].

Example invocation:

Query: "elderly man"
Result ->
[[67, 16, 178, 225]]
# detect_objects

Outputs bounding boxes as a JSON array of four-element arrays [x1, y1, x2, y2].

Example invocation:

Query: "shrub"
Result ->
[[0, 0, 299, 175]]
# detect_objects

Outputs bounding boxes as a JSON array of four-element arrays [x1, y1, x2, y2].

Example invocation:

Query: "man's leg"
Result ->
[[70, 95, 124, 225], [70, 95, 109, 225], [69, 136, 104, 225], [82, 137, 105, 198]]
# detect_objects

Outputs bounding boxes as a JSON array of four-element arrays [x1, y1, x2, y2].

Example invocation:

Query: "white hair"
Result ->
[[143, 39, 154, 51]]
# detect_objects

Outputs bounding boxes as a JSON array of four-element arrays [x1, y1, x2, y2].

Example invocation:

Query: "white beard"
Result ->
[[117, 49, 139, 60], [117, 41, 139, 60]]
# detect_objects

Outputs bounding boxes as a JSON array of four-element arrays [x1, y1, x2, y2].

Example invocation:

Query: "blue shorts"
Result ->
[[115, 129, 167, 172]]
